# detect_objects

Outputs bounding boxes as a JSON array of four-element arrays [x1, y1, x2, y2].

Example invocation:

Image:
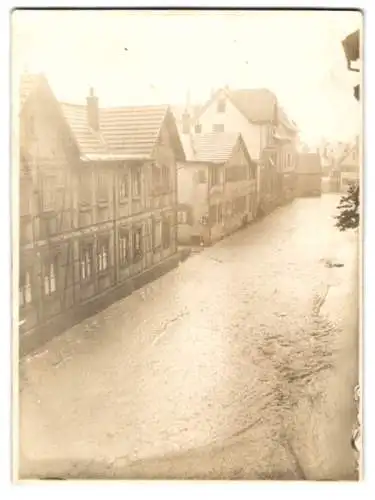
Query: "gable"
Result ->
[[161, 109, 186, 162], [197, 93, 253, 134], [20, 76, 79, 160], [196, 87, 278, 126], [339, 145, 359, 168]]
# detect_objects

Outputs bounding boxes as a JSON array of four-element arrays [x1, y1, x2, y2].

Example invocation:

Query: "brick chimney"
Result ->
[[86, 87, 99, 131]]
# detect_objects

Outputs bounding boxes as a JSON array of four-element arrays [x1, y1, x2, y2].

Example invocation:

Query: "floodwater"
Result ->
[[19, 194, 359, 480]]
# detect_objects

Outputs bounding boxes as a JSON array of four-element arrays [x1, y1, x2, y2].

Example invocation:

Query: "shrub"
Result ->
[[335, 183, 359, 231]]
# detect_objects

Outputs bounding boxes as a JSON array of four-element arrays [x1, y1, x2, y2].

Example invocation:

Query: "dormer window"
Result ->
[[217, 98, 226, 113]]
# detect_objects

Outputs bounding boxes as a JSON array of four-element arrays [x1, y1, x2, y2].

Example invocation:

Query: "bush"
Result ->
[[335, 183, 359, 231]]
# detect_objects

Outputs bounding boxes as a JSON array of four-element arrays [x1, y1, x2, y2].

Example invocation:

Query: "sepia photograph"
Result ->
[[12, 7, 362, 481]]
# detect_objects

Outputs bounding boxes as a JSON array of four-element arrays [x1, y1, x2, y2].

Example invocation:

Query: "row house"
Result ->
[[177, 132, 257, 246], [18, 74, 185, 352], [183, 87, 299, 215]]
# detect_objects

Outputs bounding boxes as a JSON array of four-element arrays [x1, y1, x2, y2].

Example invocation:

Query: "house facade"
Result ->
[[336, 138, 360, 192], [296, 152, 322, 197], [177, 132, 257, 246], [188, 87, 299, 214], [18, 75, 185, 354]]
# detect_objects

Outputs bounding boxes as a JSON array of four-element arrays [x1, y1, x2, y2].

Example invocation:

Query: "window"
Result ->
[[152, 163, 161, 186], [119, 230, 129, 266], [19, 269, 32, 306], [217, 203, 223, 224], [248, 164, 253, 180], [97, 238, 109, 272], [178, 210, 188, 224], [43, 256, 57, 296], [45, 214, 58, 237], [211, 167, 221, 186], [119, 172, 129, 201], [153, 163, 170, 192], [132, 166, 142, 197], [153, 220, 162, 250], [197, 170, 207, 183], [20, 219, 30, 245], [209, 204, 217, 225], [195, 123, 202, 134], [217, 98, 226, 113], [133, 226, 143, 261], [42, 175, 56, 211], [162, 164, 170, 190], [233, 196, 246, 214], [79, 172, 92, 205], [80, 243, 93, 281], [212, 124, 224, 133], [97, 173, 108, 201], [20, 180, 31, 216], [162, 218, 171, 249]]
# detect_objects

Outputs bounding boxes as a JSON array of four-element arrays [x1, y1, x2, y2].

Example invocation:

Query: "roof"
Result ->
[[60, 103, 185, 161], [192, 132, 240, 164], [19, 73, 47, 109], [228, 88, 277, 124], [297, 152, 322, 174], [277, 106, 298, 132], [195, 87, 298, 132], [337, 142, 359, 168], [180, 132, 248, 165]]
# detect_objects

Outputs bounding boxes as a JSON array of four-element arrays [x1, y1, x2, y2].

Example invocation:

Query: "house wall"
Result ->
[[337, 144, 360, 193], [19, 86, 77, 334], [224, 140, 257, 210], [197, 90, 298, 210], [177, 162, 209, 245], [296, 174, 322, 196], [19, 91, 179, 350], [196, 90, 270, 160]]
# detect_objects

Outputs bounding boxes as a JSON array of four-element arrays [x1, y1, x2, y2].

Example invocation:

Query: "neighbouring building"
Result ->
[[296, 152, 322, 197], [18, 74, 185, 355], [186, 87, 299, 214], [335, 137, 360, 192], [177, 132, 257, 246]]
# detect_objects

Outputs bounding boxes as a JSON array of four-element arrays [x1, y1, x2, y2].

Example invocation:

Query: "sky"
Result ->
[[12, 9, 362, 147]]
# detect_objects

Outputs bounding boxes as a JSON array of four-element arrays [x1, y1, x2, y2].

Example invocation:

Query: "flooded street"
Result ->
[[19, 194, 359, 480]]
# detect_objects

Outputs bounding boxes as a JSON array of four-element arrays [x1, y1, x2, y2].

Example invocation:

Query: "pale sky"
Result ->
[[12, 9, 362, 147]]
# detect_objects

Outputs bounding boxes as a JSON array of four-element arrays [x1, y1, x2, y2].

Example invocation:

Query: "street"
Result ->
[[19, 194, 359, 480]]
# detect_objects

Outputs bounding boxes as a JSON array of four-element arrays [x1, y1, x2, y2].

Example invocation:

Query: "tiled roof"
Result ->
[[190, 132, 240, 164], [101, 105, 168, 156], [195, 87, 297, 132], [60, 103, 181, 160], [297, 152, 322, 174], [60, 103, 108, 155], [228, 88, 278, 124], [337, 143, 359, 167], [277, 106, 298, 132]]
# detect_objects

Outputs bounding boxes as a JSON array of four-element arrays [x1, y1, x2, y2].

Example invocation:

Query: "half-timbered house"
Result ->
[[18, 75, 185, 354]]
